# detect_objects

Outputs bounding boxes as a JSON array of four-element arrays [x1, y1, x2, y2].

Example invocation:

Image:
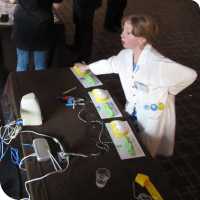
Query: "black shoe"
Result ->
[[103, 24, 118, 33], [66, 44, 79, 53]]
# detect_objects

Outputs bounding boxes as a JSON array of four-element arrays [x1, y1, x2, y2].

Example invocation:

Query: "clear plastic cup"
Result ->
[[96, 168, 110, 188]]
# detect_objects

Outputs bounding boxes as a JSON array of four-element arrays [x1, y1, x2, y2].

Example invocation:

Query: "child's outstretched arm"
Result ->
[[74, 62, 90, 71]]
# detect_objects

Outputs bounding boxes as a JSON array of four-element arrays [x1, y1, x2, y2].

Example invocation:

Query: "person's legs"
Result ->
[[129, 115, 139, 133], [73, 0, 81, 49], [34, 50, 48, 70], [73, 2, 95, 63], [103, 0, 121, 32], [77, 8, 94, 63], [16, 48, 30, 71], [114, 0, 127, 27]]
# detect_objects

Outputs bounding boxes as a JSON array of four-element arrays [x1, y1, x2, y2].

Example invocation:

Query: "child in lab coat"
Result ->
[[75, 15, 197, 157]]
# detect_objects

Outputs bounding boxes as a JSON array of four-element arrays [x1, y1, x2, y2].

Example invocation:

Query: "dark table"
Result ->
[[0, 3, 67, 93], [4, 68, 176, 200]]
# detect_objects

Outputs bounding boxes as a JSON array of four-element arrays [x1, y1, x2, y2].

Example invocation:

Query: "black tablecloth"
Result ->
[[0, 10, 66, 93], [4, 68, 176, 200]]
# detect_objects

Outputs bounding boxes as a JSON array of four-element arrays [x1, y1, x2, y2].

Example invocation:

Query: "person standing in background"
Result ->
[[103, 0, 127, 33], [66, 0, 102, 64], [9, 0, 63, 71]]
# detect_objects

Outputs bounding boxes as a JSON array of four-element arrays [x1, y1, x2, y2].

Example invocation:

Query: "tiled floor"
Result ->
[[1, 0, 200, 199]]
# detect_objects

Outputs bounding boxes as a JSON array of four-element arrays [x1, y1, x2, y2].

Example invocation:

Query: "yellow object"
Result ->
[[110, 120, 128, 137], [73, 66, 88, 75], [157, 102, 164, 110], [135, 174, 163, 200], [92, 89, 108, 102]]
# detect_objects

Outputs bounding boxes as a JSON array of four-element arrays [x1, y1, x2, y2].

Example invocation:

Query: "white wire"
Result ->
[[78, 102, 89, 123], [19, 153, 36, 171], [20, 156, 69, 200], [20, 130, 55, 139], [49, 153, 58, 171], [63, 152, 100, 157], [21, 130, 65, 152], [0, 119, 22, 146], [93, 120, 112, 153], [0, 120, 20, 159], [133, 181, 154, 200], [48, 150, 62, 170], [17, 131, 68, 199]]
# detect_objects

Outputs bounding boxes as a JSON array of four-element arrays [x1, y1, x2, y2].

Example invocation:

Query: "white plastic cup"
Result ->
[[96, 168, 110, 188]]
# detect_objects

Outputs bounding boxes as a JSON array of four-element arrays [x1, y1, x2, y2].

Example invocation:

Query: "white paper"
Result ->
[[0, 1, 16, 25], [70, 68, 103, 88], [88, 90, 122, 119], [106, 121, 145, 160], [134, 81, 148, 94]]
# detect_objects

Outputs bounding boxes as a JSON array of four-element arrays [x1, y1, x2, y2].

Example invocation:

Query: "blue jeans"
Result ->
[[16, 48, 48, 71], [129, 115, 139, 133]]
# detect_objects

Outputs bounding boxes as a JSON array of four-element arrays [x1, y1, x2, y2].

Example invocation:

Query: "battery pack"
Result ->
[[33, 138, 50, 162]]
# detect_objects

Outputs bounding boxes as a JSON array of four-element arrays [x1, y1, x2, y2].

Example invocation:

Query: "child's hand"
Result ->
[[74, 62, 90, 71]]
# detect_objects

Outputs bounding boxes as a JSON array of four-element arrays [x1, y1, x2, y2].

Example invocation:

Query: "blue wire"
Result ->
[[0, 100, 15, 160], [10, 146, 20, 165], [0, 146, 9, 161], [4, 100, 15, 125], [21, 143, 33, 147], [16, 120, 23, 125]]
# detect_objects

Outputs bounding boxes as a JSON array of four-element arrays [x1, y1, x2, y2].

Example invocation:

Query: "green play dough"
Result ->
[[124, 136, 136, 156], [103, 103, 114, 117], [86, 74, 96, 85]]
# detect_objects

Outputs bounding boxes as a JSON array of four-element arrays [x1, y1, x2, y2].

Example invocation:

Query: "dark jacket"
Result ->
[[11, 0, 62, 51], [75, 0, 102, 10]]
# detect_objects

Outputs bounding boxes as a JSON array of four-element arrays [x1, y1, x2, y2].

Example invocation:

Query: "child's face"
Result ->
[[121, 21, 144, 50]]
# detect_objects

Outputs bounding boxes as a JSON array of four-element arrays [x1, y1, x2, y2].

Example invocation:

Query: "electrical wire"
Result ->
[[20, 130, 65, 152], [62, 152, 100, 158], [20, 156, 69, 200], [10, 146, 20, 165], [19, 153, 36, 171], [83, 88, 93, 101], [77, 100, 113, 141], [17, 130, 69, 200], [21, 143, 33, 147], [48, 150, 62, 171], [0, 100, 21, 162], [133, 181, 154, 200], [77, 101, 114, 154]]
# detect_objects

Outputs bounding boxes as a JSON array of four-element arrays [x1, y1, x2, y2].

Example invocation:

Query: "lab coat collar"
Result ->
[[137, 44, 152, 65]]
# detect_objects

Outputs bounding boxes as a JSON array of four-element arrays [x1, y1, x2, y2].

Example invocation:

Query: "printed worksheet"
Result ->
[[70, 68, 103, 88], [88, 90, 122, 119], [106, 121, 145, 160]]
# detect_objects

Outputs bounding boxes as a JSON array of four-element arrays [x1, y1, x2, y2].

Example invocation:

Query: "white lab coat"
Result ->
[[89, 44, 197, 157]]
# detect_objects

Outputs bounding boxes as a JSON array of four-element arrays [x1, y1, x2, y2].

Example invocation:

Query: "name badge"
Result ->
[[134, 82, 148, 94]]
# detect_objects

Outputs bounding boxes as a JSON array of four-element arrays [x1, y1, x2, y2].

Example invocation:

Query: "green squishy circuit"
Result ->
[[86, 74, 96, 85], [103, 103, 115, 117], [124, 136, 136, 156]]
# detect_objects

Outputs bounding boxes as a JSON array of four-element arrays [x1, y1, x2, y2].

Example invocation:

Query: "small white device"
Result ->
[[20, 93, 42, 126], [33, 138, 50, 162]]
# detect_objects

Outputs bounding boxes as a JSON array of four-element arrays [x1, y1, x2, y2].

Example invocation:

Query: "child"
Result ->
[[75, 15, 197, 157]]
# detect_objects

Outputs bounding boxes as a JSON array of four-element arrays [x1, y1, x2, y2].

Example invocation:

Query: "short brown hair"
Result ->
[[121, 15, 158, 46]]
